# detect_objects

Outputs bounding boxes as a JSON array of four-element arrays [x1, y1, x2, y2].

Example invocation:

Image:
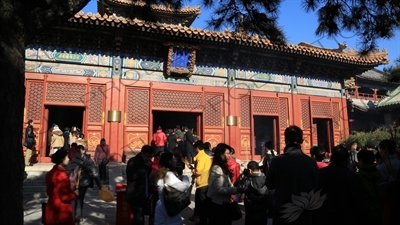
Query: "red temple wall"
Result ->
[[24, 73, 349, 162]]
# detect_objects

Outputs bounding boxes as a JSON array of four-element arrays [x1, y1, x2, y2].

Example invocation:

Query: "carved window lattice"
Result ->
[[332, 103, 340, 129], [204, 95, 222, 127], [27, 83, 44, 121], [253, 97, 278, 114], [127, 89, 149, 124], [152, 90, 202, 110], [279, 98, 288, 128], [88, 86, 104, 123], [240, 96, 251, 127], [312, 102, 332, 117], [46, 83, 86, 103], [301, 101, 311, 129]]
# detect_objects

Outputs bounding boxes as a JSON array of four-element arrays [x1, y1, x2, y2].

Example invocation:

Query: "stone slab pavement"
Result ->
[[23, 188, 257, 225], [23, 164, 272, 225]]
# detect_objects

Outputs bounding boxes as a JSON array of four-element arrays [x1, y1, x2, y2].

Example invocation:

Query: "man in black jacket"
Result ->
[[183, 126, 195, 164], [125, 145, 154, 225], [266, 125, 318, 225], [24, 119, 36, 166]]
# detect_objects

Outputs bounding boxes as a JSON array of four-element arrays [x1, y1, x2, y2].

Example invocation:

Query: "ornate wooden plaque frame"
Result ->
[[164, 42, 200, 78]]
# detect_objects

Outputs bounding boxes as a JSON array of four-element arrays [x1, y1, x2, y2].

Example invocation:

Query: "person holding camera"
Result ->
[[235, 161, 269, 225]]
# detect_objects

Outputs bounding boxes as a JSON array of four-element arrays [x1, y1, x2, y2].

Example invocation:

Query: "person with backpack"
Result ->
[[149, 152, 190, 225], [67, 145, 103, 224], [235, 161, 269, 225], [260, 141, 278, 175]]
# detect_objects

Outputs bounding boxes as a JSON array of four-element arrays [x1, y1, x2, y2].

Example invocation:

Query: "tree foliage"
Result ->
[[154, 0, 400, 52], [384, 57, 400, 82], [341, 127, 400, 149], [0, 1, 90, 224], [302, 0, 400, 54]]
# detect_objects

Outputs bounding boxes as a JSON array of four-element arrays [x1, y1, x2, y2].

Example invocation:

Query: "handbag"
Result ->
[[163, 177, 193, 217], [229, 201, 243, 221]]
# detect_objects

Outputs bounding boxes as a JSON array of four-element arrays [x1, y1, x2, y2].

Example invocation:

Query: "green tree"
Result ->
[[174, 0, 399, 52], [385, 57, 400, 82], [0, 1, 90, 224]]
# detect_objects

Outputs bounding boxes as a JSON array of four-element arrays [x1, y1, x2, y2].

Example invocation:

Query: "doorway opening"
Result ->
[[253, 116, 279, 155], [152, 111, 201, 137], [45, 105, 85, 156], [312, 118, 334, 152]]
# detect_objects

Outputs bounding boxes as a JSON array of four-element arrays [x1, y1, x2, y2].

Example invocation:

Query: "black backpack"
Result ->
[[163, 178, 194, 217]]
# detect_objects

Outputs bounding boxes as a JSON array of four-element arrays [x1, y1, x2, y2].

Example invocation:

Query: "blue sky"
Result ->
[[83, 0, 400, 70]]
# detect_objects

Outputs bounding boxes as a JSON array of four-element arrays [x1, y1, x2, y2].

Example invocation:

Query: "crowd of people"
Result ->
[[39, 129, 111, 225], [152, 125, 211, 164], [34, 119, 400, 225], [126, 125, 400, 225], [24, 122, 87, 166]]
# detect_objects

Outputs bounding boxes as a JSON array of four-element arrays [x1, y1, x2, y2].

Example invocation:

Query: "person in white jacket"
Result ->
[[150, 152, 190, 225]]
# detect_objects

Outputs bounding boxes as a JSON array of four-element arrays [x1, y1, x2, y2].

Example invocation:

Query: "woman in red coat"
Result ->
[[45, 149, 77, 225]]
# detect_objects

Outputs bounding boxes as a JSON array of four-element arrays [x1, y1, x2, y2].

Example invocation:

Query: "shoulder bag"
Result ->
[[163, 176, 194, 217]]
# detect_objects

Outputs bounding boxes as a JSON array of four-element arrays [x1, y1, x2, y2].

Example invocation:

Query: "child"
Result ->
[[235, 161, 269, 225]]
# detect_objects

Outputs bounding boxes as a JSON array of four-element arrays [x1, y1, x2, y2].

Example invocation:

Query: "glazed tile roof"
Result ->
[[70, 12, 389, 66], [376, 85, 400, 109], [351, 98, 376, 112], [358, 69, 388, 82], [106, 0, 201, 15]]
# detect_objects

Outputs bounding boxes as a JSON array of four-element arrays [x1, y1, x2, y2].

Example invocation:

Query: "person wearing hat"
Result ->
[[24, 119, 36, 166], [51, 125, 64, 154], [45, 149, 78, 225]]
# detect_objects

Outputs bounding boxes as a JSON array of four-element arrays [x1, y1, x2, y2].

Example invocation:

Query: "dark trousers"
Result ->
[[130, 204, 145, 225], [186, 151, 195, 164], [208, 201, 231, 225], [178, 141, 184, 152], [74, 186, 88, 219], [273, 210, 314, 225], [98, 162, 107, 181], [155, 146, 164, 155], [246, 211, 268, 225], [195, 186, 209, 225]]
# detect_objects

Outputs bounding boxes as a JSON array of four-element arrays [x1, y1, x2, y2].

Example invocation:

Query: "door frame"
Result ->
[[42, 104, 87, 157], [312, 117, 334, 152], [252, 115, 280, 157]]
